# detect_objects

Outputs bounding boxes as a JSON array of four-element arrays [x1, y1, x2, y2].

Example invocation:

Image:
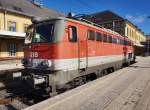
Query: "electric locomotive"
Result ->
[[21, 16, 135, 95]]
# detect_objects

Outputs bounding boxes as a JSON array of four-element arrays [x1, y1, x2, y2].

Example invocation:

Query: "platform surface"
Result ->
[[0, 59, 23, 74], [24, 57, 150, 110]]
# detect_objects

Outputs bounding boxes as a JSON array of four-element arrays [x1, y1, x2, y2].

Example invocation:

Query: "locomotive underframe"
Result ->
[[22, 59, 124, 95]]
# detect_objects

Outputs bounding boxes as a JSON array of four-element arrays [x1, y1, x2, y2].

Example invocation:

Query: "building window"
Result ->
[[127, 28, 128, 36], [7, 43, 16, 56], [116, 22, 121, 27], [130, 30, 131, 37], [8, 21, 17, 32], [24, 24, 28, 33], [104, 23, 112, 29]]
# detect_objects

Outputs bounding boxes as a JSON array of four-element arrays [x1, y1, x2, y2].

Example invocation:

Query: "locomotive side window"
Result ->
[[69, 26, 77, 42], [128, 41, 131, 46], [116, 38, 119, 44], [120, 39, 124, 45], [96, 32, 103, 41], [87, 30, 95, 40], [103, 34, 108, 42], [112, 38, 117, 44], [108, 36, 112, 43], [124, 40, 127, 45]]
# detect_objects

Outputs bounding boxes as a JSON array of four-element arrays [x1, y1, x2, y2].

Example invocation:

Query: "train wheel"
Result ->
[[73, 76, 86, 87], [107, 67, 114, 74], [97, 70, 103, 78], [101, 69, 108, 76]]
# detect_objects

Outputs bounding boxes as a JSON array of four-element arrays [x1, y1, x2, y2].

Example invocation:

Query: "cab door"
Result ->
[[68, 26, 87, 70], [86, 30, 96, 67], [77, 27, 88, 70]]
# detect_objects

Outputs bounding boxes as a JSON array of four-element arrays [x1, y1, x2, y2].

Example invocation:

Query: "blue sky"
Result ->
[[41, 0, 150, 35]]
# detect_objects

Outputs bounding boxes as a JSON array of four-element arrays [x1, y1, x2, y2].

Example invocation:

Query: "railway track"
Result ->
[[0, 90, 28, 110], [0, 71, 31, 110]]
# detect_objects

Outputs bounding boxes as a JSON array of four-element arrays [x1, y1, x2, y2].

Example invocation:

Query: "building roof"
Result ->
[[83, 10, 124, 24], [83, 10, 145, 35], [0, 0, 64, 18]]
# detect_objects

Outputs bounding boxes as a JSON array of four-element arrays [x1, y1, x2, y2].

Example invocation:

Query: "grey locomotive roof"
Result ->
[[0, 0, 64, 18]]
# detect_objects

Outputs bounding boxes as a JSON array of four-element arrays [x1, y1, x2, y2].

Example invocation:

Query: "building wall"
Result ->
[[0, 11, 32, 32], [0, 12, 4, 30], [125, 22, 146, 45], [101, 20, 125, 36], [0, 11, 32, 58]]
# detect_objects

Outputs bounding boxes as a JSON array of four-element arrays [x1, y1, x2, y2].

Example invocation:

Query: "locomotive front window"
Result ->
[[32, 23, 54, 43], [25, 19, 65, 44]]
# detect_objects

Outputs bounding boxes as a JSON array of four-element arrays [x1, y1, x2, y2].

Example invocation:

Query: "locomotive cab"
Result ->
[[22, 18, 66, 94]]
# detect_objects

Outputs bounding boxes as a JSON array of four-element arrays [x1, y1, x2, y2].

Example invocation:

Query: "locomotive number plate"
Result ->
[[30, 52, 39, 58]]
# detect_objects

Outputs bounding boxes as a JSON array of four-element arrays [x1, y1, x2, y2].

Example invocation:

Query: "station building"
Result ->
[[83, 10, 146, 55], [0, 0, 63, 59], [141, 35, 150, 55]]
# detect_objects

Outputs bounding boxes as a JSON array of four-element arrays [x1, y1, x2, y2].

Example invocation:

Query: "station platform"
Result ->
[[24, 56, 150, 110], [0, 59, 23, 75]]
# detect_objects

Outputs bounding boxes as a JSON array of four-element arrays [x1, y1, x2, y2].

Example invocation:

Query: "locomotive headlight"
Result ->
[[41, 60, 52, 67], [48, 60, 52, 67]]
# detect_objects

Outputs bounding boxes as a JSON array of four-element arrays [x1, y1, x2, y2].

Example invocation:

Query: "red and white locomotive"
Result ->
[[22, 16, 135, 95]]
